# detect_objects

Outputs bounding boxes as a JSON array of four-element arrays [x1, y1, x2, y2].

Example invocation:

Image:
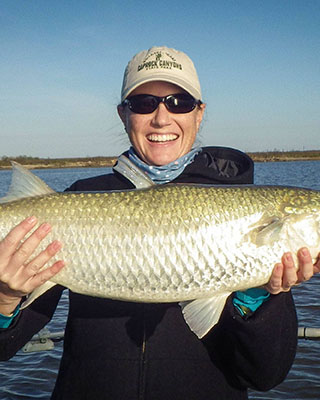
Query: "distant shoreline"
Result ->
[[248, 150, 320, 163], [0, 151, 320, 170], [0, 156, 117, 170]]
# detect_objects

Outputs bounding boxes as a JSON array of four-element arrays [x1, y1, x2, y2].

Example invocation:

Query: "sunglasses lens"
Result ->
[[166, 94, 197, 113], [127, 95, 159, 114], [125, 94, 199, 114]]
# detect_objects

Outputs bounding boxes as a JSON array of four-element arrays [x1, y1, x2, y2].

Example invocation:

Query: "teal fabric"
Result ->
[[233, 288, 270, 317], [0, 305, 20, 329]]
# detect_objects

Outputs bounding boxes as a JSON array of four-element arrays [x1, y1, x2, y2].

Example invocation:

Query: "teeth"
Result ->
[[148, 134, 178, 142]]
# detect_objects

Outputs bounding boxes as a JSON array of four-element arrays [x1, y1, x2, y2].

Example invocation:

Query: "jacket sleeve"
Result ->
[[0, 285, 64, 361], [202, 291, 297, 391]]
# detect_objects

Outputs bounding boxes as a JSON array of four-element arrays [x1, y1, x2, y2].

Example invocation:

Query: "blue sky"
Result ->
[[1, 0, 319, 158]]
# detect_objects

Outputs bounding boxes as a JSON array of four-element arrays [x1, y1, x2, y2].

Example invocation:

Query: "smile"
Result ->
[[147, 134, 178, 143]]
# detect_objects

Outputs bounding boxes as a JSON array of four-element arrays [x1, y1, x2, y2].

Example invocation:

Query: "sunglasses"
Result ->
[[122, 93, 201, 114]]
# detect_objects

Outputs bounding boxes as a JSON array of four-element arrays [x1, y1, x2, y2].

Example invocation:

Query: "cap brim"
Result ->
[[122, 74, 202, 102]]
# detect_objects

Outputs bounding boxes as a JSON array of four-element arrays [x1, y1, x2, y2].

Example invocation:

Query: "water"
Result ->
[[0, 161, 319, 399], [253, 161, 320, 400]]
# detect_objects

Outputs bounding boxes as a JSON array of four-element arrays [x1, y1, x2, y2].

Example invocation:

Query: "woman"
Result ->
[[0, 46, 319, 400]]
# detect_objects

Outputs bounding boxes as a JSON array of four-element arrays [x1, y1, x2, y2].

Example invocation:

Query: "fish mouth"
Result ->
[[147, 133, 179, 143]]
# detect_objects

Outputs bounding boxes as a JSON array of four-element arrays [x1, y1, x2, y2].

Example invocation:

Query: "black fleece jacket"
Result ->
[[0, 147, 297, 400]]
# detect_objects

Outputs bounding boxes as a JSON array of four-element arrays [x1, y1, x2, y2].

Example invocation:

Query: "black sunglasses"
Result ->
[[122, 93, 201, 114]]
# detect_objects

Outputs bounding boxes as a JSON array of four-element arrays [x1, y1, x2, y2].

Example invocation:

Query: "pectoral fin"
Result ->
[[180, 292, 231, 339], [20, 281, 57, 309], [247, 212, 320, 252], [247, 215, 285, 247]]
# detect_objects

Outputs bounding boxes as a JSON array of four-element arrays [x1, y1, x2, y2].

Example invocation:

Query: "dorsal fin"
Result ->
[[0, 162, 55, 204]]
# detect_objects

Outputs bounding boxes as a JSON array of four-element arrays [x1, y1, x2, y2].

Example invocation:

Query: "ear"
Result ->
[[196, 103, 206, 131], [117, 104, 126, 124]]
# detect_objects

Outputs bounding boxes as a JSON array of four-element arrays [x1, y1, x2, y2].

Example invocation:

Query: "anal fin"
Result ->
[[180, 292, 231, 339], [20, 281, 57, 309]]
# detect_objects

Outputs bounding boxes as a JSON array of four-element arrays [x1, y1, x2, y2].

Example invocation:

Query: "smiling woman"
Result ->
[[0, 45, 319, 400], [117, 47, 205, 167], [118, 81, 205, 166]]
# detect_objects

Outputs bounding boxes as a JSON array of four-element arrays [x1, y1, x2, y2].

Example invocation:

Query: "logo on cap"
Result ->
[[137, 50, 183, 72]]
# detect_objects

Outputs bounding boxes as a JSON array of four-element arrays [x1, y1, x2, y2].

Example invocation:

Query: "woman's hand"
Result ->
[[0, 216, 64, 315], [265, 248, 320, 294]]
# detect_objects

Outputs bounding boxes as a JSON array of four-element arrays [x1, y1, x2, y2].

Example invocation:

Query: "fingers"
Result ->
[[0, 221, 53, 280], [264, 263, 284, 294], [281, 252, 298, 290], [0, 216, 38, 264], [313, 253, 320, 274], [0, 217, 64, 301], [8, 240, 64, 291], [264, 253, 297, 294], [26, 240, 63, 277], [296, 248, 314, 282], [32, 259, 65, 288], [265, 247, 319, 295], [9, 223, 53, 274]]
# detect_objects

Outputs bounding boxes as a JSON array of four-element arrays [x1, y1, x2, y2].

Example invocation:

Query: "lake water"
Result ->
[[0, 161, 319, 399]]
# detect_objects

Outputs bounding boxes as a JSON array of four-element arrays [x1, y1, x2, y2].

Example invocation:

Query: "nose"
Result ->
[[151, 102, 171, 127]]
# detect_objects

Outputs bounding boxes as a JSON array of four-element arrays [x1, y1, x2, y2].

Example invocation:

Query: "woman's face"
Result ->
[[118, 81, 205, 166]]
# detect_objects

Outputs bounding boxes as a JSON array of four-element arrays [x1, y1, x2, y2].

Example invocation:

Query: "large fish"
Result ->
[[0, 161, 320, 338]]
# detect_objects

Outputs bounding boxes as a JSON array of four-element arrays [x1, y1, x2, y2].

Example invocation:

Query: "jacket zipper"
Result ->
[[138, 306, 147, 400]]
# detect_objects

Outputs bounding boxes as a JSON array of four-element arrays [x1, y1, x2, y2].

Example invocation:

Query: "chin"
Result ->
[[146, 149, 181, 166]]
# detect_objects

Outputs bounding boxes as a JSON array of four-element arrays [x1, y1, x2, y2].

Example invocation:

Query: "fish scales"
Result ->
[[1, 162, 320, 337], [1, 184, 320, 303]]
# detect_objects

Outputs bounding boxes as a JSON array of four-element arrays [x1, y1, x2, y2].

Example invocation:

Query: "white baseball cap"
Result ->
[[121, 46, 202, 102]]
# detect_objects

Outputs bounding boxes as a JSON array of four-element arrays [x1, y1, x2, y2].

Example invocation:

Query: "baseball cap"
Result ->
[[121, 46, 202, 102]]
